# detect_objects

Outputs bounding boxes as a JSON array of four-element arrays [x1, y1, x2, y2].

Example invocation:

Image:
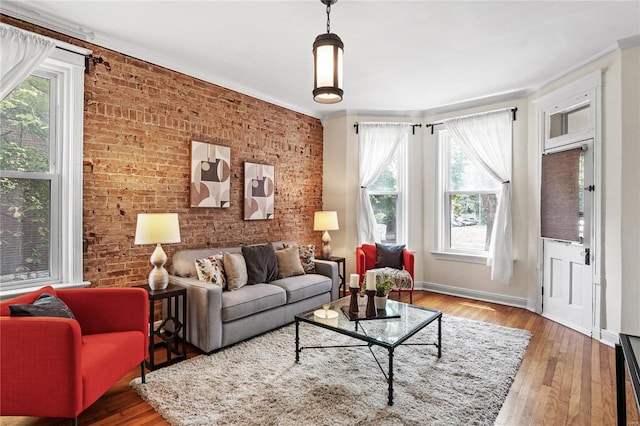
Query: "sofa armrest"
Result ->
[[169, 275, 223, 352], [0, 317, 83, 417], [313, 259, 339, 300], [402, 249, 415, 280], [355, 247, 366, 284]]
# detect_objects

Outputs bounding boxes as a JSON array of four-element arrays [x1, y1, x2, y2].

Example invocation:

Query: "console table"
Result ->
[[616, 333, 640, 425], [138, 284, 187, 370]]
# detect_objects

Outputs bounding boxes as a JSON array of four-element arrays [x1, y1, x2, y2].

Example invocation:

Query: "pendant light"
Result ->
[[313, 0, 344, 104]]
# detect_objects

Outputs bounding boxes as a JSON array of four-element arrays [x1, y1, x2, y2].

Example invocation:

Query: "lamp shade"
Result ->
[[313, 211, 339, 231], [134, 213, 181, 245], [313, 32, 344, 104]]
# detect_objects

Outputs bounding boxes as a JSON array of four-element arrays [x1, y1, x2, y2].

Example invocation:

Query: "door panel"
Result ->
[[543, 240, 592, 335]]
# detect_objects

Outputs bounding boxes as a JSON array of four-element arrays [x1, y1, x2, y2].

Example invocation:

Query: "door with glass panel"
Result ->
[[540, 96, 595, 336]]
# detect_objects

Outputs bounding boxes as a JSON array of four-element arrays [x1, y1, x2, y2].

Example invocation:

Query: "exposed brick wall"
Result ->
[[2, 16, 324, 288]]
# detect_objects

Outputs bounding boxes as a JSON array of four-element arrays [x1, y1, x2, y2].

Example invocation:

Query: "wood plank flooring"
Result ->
[[2, 291, 638, 425]]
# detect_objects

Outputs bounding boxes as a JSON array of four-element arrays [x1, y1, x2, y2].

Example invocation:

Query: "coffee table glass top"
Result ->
[[296, 297, 441, 348]]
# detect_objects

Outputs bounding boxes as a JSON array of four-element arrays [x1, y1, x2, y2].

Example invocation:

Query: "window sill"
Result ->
[[0, 281, 90, 300], [431, 251, 488, 264]]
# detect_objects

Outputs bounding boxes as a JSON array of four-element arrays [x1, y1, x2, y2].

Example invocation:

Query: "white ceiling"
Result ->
[[2, 1, 639, 119]]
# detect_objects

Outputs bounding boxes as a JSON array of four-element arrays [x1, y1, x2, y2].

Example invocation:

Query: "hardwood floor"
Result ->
[[3, 291, 638, 425]]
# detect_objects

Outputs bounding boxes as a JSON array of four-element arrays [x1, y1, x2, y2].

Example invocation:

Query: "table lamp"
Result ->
[[313, 211, 339, 259], [135, 213, 181, 290]]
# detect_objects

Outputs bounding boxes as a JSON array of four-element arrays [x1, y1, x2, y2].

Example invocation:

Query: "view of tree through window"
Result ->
[[0, 75, 52, 282], [443, 132, 500, 253], [369, 147, 400, 244]]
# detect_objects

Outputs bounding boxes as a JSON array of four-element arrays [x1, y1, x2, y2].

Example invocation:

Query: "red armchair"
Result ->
[[0, 286, 148, 425], [356, 243, 415, 303]]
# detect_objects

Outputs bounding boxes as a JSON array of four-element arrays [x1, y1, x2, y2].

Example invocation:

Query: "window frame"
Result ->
[[368, 133, 408, 245], [0, 48, 87, 297], [434, 129, 500, 263]]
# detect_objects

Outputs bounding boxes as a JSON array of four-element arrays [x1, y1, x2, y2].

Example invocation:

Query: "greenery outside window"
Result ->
[[369, 138, 407, 244], [0, 49, 85, 295], [436, 130, 500, 258]]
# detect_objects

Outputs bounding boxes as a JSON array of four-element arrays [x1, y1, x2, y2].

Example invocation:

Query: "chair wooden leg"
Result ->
[[141, 361, 146, 383], [71, 417, 78, 426], [409, 291, 413, 304]]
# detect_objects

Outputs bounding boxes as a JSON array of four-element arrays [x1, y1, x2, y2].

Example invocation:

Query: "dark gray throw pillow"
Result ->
[[9, 292, 76, 319], [375, 243, 405, 270], [242, 244, 279, 284]]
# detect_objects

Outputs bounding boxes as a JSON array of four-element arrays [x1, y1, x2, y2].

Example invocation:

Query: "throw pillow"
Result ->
[[275, 246, 305, 279], [9, 292, 76, 319], [298, 244, 316, 274], [242, 244, 279, 284], [223, 252, 248, 290], [194, 254, 227, 289], [375, 243, 405, 270]]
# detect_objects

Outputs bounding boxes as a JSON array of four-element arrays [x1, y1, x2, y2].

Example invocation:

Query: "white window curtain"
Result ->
[[0, 23, 56, 100], [357, 122, 411, 245], [443, 109, 513, 283]]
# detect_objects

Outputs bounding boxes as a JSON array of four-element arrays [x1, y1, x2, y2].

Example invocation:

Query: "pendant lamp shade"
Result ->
[[313, 32, 344, 104]]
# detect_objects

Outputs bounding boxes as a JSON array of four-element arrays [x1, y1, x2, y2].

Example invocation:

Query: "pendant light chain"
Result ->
[[326, 3, 331, 33]]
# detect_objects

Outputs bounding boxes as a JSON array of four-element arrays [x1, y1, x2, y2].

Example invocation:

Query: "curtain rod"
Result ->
[[353, 122, 422, 135], [425, 107, 518, 135], [55, 46, 103, 74]]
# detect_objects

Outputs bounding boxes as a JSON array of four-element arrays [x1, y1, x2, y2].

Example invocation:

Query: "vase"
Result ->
[[374, 295, 388, 310]]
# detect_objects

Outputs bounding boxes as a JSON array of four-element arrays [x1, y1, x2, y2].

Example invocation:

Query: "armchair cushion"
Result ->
[[9, 292, 76, 319], [375, 243, 405, 269]]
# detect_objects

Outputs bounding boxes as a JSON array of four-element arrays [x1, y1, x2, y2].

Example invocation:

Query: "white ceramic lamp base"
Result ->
[[148, 243, 169, 290]]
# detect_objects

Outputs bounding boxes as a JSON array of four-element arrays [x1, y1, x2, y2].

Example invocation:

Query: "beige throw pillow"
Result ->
[[275, 246, 305, 279], [223, 252, 248, 290]]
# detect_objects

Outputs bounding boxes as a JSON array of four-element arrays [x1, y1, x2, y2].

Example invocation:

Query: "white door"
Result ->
[[541, 142, 594, 336]]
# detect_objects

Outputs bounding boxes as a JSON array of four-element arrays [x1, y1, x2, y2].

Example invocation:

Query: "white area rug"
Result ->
[[131, 314, 530, 425]]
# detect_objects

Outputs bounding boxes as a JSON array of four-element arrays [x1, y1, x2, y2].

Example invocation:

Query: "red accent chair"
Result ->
[[0, 286, 149, 426], [356, 243, 415, 303]]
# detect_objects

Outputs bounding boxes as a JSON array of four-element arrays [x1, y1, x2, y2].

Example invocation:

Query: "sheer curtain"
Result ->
[[1, 23, 56, 100], [444, 109, 513, 283], [357, 122, 411, 245]]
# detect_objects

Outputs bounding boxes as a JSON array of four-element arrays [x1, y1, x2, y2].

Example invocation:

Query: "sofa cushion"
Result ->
[[375, 243, 405, 269], [221, 284, 286, 322], [270, 274, 332, 304], [275, 246, 305, 279], [9, 292, 76, 319], [195, 254, 227, 289], [82, 331, 145, 408], [223, 252, 248, 290], [242, 244, 279, 284]]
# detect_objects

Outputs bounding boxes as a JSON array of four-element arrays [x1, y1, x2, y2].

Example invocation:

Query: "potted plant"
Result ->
[[374, 278, 393, 310]]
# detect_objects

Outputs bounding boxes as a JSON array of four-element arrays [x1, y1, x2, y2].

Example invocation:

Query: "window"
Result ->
[[0, 49, 85, 295], [436, 130, 500, 258], [369, 137, 407, 244]]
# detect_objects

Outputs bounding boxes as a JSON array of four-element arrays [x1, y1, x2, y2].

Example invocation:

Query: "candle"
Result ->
[[350, 274, 360, 288], [366, 271, 376, 291]]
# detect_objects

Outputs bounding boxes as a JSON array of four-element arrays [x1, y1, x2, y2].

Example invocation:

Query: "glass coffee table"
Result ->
[[294, 297, 442, 406]]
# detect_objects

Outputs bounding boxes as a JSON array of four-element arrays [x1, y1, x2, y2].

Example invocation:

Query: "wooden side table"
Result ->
[[137, 284, 187, 370], [328, 256, 346, 297]]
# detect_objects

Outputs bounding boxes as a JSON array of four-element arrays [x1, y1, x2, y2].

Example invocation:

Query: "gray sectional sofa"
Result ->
[[168, 241, 339, 353]]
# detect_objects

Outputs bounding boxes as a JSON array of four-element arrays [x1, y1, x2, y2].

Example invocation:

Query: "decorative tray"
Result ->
[[340, 305, 400, 321]]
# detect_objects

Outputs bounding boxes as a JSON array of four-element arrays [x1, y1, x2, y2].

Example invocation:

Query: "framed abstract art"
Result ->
[[190, 141, 231, 208], [244, 162, 274, 220]]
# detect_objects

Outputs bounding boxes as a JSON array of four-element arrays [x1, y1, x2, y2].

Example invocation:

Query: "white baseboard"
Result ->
[[599, 329, 619, 348], [417, 281, 530, 309]]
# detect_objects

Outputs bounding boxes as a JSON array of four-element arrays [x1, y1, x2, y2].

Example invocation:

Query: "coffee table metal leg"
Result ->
[[438, 316, 442, 358], [295, 320, 300, 363], [388, 347, 394, 406]]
